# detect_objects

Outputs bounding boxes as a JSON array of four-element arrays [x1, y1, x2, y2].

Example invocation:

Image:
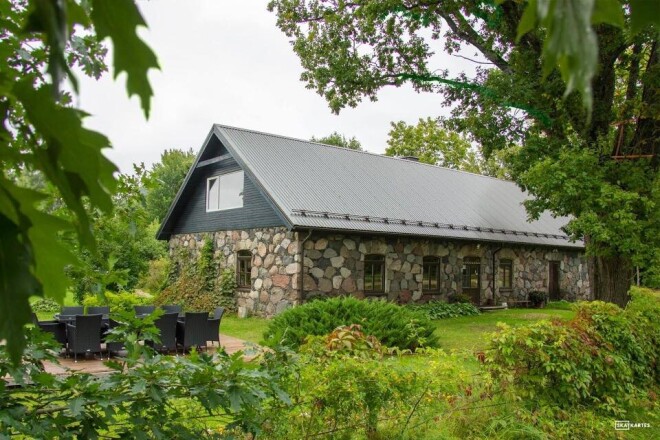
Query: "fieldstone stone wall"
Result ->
[[494, 247, 590, 303], [169, 229, 590, 314], [302, 233, 591, 305], [169, 227, 300, 317]]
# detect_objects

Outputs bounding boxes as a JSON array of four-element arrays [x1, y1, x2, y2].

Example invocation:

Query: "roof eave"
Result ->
[[212, 125, 294, 231], [156, 127, 217, 241], [290, 224, 584, 250]]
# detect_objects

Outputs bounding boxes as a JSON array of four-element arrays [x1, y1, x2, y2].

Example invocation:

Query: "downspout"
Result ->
[[492, 245, 502, 305], [299, 229, 313, 303]]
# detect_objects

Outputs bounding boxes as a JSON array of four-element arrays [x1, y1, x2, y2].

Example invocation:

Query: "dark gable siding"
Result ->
[[168, 157, 285, 235]]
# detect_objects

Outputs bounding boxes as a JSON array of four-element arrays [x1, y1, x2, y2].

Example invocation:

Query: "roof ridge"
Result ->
[[213, 123, 514, 184]]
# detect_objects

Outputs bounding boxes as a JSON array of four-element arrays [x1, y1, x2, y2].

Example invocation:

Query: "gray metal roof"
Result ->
[[211, 124, 583, 249]]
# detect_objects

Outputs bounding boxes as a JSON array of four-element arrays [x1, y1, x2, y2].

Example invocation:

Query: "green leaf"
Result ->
[[0, 177, 78, 363], [541, 0, 597, 113], [591, 0, 624, 27], [90, 0, 159, 117], [630, 0, 660, 35], [69, 396, 85, 417], [516, 0, 538, 42], [14, 80, 117, 248], [24, 0, 78, 93], [0, 209, 39, 365]]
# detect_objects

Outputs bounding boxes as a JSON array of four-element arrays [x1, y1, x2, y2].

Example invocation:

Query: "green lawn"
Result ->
[[434, 307, 575, 352], [220, 315, 269, 344], [219, 307, 575, 351]]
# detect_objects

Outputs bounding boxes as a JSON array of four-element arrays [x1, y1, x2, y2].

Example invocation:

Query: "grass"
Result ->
[[32, 291, 78, 321], [434, 307, 576, 352], [219, 306, 575, 352], [220, 315, 269, 344]]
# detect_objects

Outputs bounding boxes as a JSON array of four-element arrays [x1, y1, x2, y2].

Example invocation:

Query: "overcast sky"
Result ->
[[76, 0, 478, 173]]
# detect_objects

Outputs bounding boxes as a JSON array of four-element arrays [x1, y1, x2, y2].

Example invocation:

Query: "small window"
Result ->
[[462, 257, 481, 289], [206, 171, 244, 212], [364, 254, 385, 294], [422, 256, 441, 293], [237, 251, 252, 288], [499, 259, 513, 290]]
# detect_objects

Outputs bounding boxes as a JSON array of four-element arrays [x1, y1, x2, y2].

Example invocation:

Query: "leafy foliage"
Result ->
[[29, 297, 60, 313], [0, 0, 158, 362], [264, 344, 468, 439], [486, 290, 660, 413], [82, 290, 153, 314], [386, 118, 483, 173], [137, 256, 171, 293], [300, 324, 385, 360], [513, 0, 625, 112], [408, 300, 481, 320], [310, 131, 362, 150], [263, 296, 437, 351], [528, 290, 548, 308], [268, 0, 660, 303], [66, 167, 166, 302], [0, 314, 291, 438], [145, 148, 196, 223], [157, 241, 236, 312], [447, 293, 473, 304]]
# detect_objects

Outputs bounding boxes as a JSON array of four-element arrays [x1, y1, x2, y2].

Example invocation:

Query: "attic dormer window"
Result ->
[[206, 171, 244, 212]]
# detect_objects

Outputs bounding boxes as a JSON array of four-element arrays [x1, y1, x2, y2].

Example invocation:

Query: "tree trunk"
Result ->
[[592, 255, 633, 307]]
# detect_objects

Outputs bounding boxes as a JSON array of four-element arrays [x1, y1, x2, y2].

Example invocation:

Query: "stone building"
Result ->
[[158, 125, 591, 316]]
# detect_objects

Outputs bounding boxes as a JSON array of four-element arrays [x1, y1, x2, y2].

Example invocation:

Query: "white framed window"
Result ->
[[206, 171, 244, 212]]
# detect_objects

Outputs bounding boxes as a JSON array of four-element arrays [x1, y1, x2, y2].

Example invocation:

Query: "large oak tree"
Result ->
[[268, 0, 659, 305]]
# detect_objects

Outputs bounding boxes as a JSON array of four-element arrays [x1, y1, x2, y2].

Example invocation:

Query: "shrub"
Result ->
[[137, 257, 170, 293], [30, 298, 60, 313], [408, 301, 481, 319], [83, 291, 153, 314], [486, 290, 660, 413], [157, 241, 236, 312], [264, 345, 467, 439], [528, 290, 547, 307], [447, 293, 472, 303], [300, 324, 385, 360], [263, 296, 437, 351]]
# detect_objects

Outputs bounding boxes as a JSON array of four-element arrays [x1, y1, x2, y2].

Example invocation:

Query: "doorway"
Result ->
[[549, 261, 560, 301], [462, 257, 481, 304]]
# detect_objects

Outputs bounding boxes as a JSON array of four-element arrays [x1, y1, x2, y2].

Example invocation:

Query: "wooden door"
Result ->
[[549, 261, 560, 301], [462, 257, 481, 304]]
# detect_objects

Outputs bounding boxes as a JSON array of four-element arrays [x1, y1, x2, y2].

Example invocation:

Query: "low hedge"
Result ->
[[407, 301, 480, 319], [262, 296, 437, 351]]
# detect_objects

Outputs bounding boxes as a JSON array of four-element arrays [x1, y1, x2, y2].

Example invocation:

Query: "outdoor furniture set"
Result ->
[[32, 305, 225, 362]]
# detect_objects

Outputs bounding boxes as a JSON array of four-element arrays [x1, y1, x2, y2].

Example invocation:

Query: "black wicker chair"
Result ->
[[104, 319, 125, 357], [60, 306, 84, 317], [146, 312, 179, 354], [66, 314, 103, 362], [206, 307, 225, 347], [212, 307, 225, 320], [32, 313, 67, 350], [161, 304, 182, 315], [134, 305, 156, 316], [176, 312, 209, 353], [86, 306, 110, 315]]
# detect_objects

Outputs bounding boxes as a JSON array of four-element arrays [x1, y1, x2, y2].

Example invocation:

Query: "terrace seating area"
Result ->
[[33, 305, 226, 362]]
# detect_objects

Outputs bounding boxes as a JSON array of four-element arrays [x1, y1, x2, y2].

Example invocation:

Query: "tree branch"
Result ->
[[441, 12, 511, 73], [453, 54, 495, 65]]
